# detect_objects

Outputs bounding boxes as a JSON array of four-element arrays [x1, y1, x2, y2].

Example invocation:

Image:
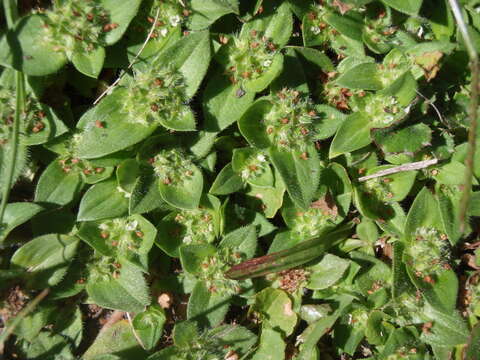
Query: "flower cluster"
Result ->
[[264, 89, 318, 152], [56, 134, 105, 175], [0, 88, 50, 143], [39, 0, 113, 53], [224, 30, 278, 84], [153, 148, 195, 185], [172, 209, 216, 245], [97, 218, 144, 254], [238, 152, 269, 182], [87, 253, 123, 281], [199, 247, 245, 295], [290, 206, 337, 239], [122, 66, 190, 126], [352, 93, 407, 127], [405, 227, 451, 280], [132, 0, 189, 40]]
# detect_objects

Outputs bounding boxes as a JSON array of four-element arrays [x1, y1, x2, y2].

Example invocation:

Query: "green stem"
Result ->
[[226, 223, 353, 280], [0, 0, 23, 227], [0, 72, 24, 226], [2, 0, 18, 28], [447, 0, 480, 232], [0, 289, 50, 347]]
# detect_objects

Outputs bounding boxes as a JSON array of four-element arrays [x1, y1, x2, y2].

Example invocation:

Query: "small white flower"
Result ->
[[241, 169, 249, 179], [126, 220, 138, 231], [183, 235, 192, 244], [263, 59, 272, 67], [169, 15, 181, 27], [160, 28, 168, 37], [98, 223, 109, 231], [310, 26, 321, 35], [256, 154, 266, 162]]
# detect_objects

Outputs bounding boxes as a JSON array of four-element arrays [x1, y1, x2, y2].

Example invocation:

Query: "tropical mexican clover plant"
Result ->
[[1, 0, 480, 359]]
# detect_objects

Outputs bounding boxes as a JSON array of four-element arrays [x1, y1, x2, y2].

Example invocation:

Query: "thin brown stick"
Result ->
[[93, 7, 160, 105], [98, 310, 125, 335], [448, 0, 480, 232], [357, 159, 438, 182]]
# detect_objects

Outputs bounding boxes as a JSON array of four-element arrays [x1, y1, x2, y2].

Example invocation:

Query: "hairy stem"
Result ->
[[0, 0, 24, 227], [448, 0, 480, 232]]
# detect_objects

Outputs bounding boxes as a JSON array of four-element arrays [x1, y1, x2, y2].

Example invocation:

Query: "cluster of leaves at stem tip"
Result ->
[[1, 0, 480, 359]]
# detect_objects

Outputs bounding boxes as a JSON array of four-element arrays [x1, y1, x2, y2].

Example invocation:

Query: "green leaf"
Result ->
[[78, 179, 129, 221], [173, 321, 199, 348], [71, 45, 105, 79], [0, 202, 44, 243], [83, 320, 147, 360], [101, 0, 143, 45], [86, 262, 150, 313], [189, 0, 239, 30], [180, 244, 217, 275], [253, 288, 297, 336], [209, 163, 244, 195], [132, 305, 167, 351], [0, 15, 68, 76], [187, 281, 230, 327], [329, 112, 372, 158], [220, 225, 257, 259], [238, 99, 273, 149], [381, 0, 423, 16], [241, 0, 293, 47], [35, 159, 83, 206], [306, 254, 351, 290], [335, 63, 383, 90], [158, 162, 203, 210], [203, 71, 255, 132], [269, 145, 320, 211], [11, 234, 79, 287], [465, 323, 480, 360], [296, 295, 354, 360], [251, 328, 286, 360], [153, 30, 212, 98], [324, 11, 363, 41], [404, 186, 444, 239], [76, 89, 157, 159]]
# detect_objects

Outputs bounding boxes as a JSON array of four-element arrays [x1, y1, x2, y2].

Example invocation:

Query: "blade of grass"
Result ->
[[226, 223, 353, 280], [448, 0, 480, 233], [0, 0, 25, 228]]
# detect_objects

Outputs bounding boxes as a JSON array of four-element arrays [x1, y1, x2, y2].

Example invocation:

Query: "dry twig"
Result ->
[[358, 159, 438, 182], [93, 8, 161, 105], [448, 0, 480, 232]]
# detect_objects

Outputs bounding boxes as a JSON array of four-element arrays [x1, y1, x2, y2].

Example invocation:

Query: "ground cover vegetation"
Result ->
[[0, 0, 480, 359]]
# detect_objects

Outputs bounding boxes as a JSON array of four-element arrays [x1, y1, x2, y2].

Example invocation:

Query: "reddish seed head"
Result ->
[[280, 118, 289, 124], [241, 71, 251, 79], [86, 13, 94, 21], [95, 120, 104, 128], [154, 78, 164, 86], [83, 169, 91, 175], [163, 177, 172, 185], [151, 104, 159, 112], [135, 231, 144, 238], [111, 240, 118, 246], [248, 165, 258, 171], [250, 42, 259, 49], [100, 231, 109, 239], [95, 167, 104, 173], [219, 35, 229, 44], [300, 127, 309, 135], [300, 152, 308, 160]]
